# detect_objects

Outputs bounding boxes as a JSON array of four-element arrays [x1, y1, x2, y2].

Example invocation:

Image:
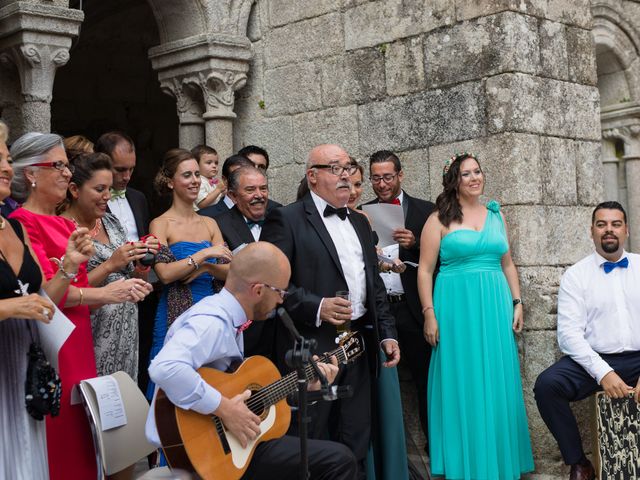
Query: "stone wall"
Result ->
[[233, 1, 604, 477]]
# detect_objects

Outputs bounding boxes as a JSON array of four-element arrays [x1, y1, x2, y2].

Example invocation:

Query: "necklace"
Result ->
[[0, 215, 5, 230], [70, 217, 102, 238]]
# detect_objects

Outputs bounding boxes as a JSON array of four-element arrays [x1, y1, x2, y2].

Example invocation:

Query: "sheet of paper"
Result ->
[[362, 204, 405, 248], [232, 243, 249, 255], [83, 376, 128, 431], [35, 289, 75, 371]]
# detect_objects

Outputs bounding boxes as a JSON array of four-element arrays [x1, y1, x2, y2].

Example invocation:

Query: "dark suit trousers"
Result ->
[[287, 351, 371, 478], [390, 300, 431, 440], [534, 351, 640, 465], [243, 435, 357, 480]]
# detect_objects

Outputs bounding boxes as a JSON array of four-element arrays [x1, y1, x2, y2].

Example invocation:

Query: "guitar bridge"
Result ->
[[212, 415, 231, 455]]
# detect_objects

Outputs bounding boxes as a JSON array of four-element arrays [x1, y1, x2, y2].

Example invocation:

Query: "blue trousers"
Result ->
[[534, 351, 640, 464]]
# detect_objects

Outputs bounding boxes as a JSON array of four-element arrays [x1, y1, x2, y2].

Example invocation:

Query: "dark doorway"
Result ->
[[51, 0, 178, 208]]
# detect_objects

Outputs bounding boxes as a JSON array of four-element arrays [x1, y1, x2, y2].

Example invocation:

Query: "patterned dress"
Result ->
[[0, 218, 49, 479], [87, 213, 139, 380]]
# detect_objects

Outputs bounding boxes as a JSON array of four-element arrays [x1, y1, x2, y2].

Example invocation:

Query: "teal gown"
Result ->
[[428, 201, 534, 480]]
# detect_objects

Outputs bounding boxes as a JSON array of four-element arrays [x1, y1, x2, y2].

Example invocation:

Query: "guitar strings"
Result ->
[[245, 347, 351, 411], [245, 351, 345, 410]]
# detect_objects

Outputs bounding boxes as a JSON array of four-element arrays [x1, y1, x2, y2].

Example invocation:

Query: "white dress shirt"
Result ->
[[223, 195, 235, 209], [107, 196, 139, 242], [145, 288, 247, 446], [557, 250, 640, 383], [380, 191, 404, 295], [310, 191, 367, 323]]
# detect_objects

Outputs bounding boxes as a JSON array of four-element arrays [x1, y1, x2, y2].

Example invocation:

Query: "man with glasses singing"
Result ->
[[260, 144, 400, 478], [362, 149, 435, 446]]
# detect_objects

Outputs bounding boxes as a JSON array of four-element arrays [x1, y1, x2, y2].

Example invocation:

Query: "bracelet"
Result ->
[[513, 298, 523, 307], [187, 255, 200, 271], [421, 306, 434, 314], [78, 288, 84, 306], [57, 255, 78, 281]]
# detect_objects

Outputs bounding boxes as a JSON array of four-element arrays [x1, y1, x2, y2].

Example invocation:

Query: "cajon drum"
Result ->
[[591, 392, 640, 479]]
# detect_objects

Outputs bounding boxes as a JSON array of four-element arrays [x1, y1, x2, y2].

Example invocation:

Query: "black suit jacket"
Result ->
[[215, 206, 256, 251], [260, 193, 397, 373], [362, 192, 435, 323], [215, 206, 274, 357], [106, 187, 151, 238], [198, 197, 282, 220]]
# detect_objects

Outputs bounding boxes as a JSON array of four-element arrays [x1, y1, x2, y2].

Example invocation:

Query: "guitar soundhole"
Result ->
[[246, 384, 268, 420]]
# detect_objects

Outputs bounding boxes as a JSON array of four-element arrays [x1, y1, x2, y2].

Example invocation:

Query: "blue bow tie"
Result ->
[[246, 219, 264, 228], [603, 257, 629, 274]]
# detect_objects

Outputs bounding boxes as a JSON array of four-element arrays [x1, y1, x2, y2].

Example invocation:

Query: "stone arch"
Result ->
[[145, 0, 208, 44], [592, 1, 640, 249]]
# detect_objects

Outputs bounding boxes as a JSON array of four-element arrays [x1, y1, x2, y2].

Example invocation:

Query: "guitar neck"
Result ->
[[246, 347, 347, 413]]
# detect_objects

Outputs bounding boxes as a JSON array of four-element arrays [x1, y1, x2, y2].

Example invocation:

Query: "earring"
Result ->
[[31, 181, 36, 188]]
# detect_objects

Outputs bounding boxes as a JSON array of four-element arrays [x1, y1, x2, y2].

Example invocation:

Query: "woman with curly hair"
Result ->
[[417, 153, 534, 479]]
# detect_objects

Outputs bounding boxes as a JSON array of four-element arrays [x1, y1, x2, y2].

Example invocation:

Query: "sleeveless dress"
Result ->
[[0, 218, 49, 480], [86, 213, 139, 380], [146, 241, 217, 399], [428, 201, 534, 480], [10, 208, 98, 480]]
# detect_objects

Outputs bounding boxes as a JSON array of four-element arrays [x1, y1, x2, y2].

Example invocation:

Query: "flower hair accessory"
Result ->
[[442, 151, 478, 177]]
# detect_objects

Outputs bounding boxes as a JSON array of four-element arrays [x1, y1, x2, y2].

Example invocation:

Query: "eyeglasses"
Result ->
[[370, 173, 398, 184], [253, 282, 290, 300], [313, 164, 358, 176], [31, 161, 74, 173]]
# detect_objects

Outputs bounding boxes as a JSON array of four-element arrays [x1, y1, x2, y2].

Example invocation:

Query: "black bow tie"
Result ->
[[324, 204, 348, 220], [246, 219, 265, 228]]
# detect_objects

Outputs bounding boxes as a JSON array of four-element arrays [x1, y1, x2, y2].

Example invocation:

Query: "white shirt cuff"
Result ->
[[315, 298, 325, 327]]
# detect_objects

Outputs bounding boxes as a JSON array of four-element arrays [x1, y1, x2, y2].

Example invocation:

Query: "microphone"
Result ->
[[277, 307, 302, 341]]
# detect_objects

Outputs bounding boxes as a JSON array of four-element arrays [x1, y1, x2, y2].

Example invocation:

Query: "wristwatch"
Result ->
[[512, 298, 523, 307]]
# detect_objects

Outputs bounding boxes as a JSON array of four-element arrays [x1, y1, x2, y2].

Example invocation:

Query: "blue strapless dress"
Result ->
[[146, 241, 216, 399]]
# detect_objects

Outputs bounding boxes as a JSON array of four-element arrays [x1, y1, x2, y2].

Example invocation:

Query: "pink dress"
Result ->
[[10, 208, 97, 480]]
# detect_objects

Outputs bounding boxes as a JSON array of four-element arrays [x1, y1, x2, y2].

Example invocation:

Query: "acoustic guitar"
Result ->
[[155, 332, 364, 480]]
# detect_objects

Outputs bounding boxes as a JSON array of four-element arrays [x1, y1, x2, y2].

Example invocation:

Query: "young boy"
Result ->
[[192, 144, 225, 210]]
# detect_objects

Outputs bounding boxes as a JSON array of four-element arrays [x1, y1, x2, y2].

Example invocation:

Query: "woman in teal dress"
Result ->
[[146, 148, 232, 399], [417, 153, 534, 479]]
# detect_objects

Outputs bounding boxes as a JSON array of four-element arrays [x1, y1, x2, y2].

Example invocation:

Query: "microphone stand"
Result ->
[[278, 307, 329, 480]]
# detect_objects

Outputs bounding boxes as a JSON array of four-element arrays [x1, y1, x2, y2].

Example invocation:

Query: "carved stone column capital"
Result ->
[[0, 42, 70, 102], [160, 76, 205, 125], [199, 68, 247, 120]]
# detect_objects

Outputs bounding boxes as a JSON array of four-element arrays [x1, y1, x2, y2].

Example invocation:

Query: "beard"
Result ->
[[601, 237, 619, 253]]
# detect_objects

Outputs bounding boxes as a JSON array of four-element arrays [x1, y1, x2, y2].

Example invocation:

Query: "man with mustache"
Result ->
[[216, 166, 272, 356], [260, 144, 400, 478], [534, 201, 640, 480]]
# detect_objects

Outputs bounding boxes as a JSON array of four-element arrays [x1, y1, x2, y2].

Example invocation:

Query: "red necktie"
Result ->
[[236, 320, 253, 336], [390, 198, 401, 206]]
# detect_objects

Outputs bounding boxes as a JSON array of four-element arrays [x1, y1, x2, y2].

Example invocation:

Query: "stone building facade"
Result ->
[[1, 0, 639, 477]]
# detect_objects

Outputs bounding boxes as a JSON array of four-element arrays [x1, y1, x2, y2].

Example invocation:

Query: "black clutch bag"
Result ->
[[25, 341, 62, 421]]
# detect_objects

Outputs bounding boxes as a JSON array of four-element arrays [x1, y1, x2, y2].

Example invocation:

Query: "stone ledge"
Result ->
[[267, 0, 338, 29], [0, 2, 83, 41]]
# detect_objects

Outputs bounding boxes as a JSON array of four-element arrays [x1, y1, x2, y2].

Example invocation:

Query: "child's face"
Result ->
[[199, 153, 219, 179]]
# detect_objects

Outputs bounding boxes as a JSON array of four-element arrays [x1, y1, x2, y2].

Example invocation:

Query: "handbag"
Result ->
[[24, 323, 62, 421]]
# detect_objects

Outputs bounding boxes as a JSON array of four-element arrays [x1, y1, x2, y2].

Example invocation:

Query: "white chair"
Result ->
[[79, 371, 158, 479]]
